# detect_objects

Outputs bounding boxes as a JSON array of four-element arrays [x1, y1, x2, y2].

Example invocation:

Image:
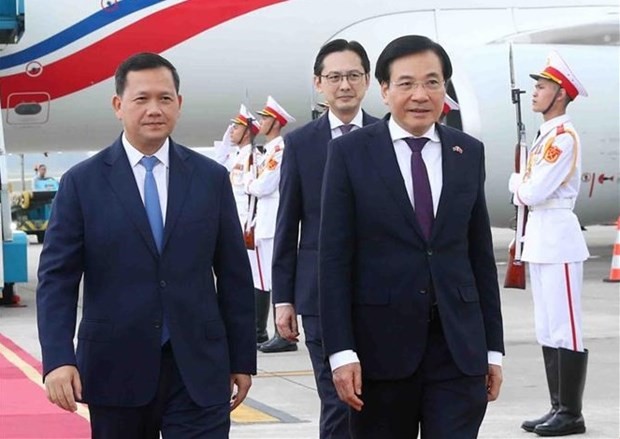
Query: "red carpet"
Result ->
[[0, 333, 90, 438]]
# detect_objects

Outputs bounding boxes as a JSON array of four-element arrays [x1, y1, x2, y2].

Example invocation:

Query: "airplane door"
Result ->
[[6, 91, 50, 125]]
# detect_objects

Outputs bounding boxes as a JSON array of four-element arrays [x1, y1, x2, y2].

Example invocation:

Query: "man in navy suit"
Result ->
[[271, 39, 378, 438], [319, 35, 504, 438], [36, 53, 256, 438]]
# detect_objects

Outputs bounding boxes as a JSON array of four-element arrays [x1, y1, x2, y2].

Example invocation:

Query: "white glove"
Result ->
[[508, 172, 522, 194], [511, 194, 524, 207], [222, 125, 234, 147]]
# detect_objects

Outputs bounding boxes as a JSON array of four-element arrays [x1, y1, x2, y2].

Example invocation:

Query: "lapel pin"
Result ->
[[452, 145, 463, 154]]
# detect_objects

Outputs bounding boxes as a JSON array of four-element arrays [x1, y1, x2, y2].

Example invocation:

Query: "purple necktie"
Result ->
[[404, 137, 433, 240], [339, 124, 355, 135]]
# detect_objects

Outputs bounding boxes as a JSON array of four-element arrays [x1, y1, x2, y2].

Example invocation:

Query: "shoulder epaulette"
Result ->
[[556, 124, 565, 135]]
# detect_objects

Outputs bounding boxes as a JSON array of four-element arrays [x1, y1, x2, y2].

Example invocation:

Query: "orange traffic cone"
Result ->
[[604, 216, 620, 283]]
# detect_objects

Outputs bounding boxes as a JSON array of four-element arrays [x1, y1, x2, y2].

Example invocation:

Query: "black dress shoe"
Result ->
[[521, 410, 556, 432], [258, 335, 298, 353], [256, 331, 269, 346]]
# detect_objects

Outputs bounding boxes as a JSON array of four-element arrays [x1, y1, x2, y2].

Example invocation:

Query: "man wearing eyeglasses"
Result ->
[[318, 35, 504, 438], [272, 39, 378, 438]]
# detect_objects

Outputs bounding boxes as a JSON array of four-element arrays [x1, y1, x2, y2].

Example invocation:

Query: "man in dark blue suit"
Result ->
[[271, 40, 378, 438], [36, 53, 256, 438], [319, 35, 504, 438]]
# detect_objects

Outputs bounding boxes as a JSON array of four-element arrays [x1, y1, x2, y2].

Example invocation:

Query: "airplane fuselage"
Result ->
[[1, 0, 618, 227]]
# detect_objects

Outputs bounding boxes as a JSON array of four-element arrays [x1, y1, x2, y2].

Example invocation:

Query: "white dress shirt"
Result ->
[[328, 109, 364, 139], [122, 134, 169, 224]]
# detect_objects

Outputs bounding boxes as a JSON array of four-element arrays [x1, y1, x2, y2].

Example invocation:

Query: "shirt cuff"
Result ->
[[488, 351, 503, 366], [274, 303, 292, 308], [329, 350, 359, 372]]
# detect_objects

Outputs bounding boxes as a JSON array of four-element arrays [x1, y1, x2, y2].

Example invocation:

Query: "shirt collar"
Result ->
[[328, 109, 364, 131], [122, 134, 170, 169], [263, 136, 283, 152], [237, 143, 252, 155], [388, 116, 440, 143], [539, 114, 571, 137]]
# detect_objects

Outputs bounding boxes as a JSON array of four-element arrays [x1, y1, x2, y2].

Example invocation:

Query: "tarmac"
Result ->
[[0, 226, 618, 438]]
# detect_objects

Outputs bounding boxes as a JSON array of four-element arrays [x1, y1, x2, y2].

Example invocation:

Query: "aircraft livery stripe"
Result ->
[[0, 0, 284, 109], [0, 0, 166, 70]]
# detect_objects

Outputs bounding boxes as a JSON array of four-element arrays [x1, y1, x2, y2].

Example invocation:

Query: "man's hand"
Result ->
[[332, 362, 363, 411], [486, 364, 503, 401], [275, 305, 299, 342], [44, 365, 82, 412], [230, 374, 252, 411]]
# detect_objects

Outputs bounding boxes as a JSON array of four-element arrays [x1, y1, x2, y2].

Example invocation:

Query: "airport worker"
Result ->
[[36, 52, 256, 439], [246, 96, 298, 353], [509, 50, 589, 437], [272, 39, 378, 438], [319, 35, 504, 439], [31, 164, 59, 191], [228, 104, 261, 228]]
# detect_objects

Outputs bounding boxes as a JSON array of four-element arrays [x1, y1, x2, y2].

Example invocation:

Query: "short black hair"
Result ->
[[313, 39, 370, 77], [114, 52, 180, 96], [375, 35, 452, 84]]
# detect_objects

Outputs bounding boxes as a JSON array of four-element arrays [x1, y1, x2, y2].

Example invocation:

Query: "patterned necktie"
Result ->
[[340, 124, 355, 135], [404, 137, 433, 240], [140, 156, 169, 344]]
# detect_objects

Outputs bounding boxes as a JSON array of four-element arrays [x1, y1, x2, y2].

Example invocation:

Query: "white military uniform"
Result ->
[[229, 144, 255, 228], [510, 116, 588, 352], [244, 136, 284, 290]]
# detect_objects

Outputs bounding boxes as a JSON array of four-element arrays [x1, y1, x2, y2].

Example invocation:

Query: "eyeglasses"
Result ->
[[320, 71, 366, 85], [390, 79, 445, 93]]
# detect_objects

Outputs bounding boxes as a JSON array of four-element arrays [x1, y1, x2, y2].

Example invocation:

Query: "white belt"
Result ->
[[529, 198, 575, 211]]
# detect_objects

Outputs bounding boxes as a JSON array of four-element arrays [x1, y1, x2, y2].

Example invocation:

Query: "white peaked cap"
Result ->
[[257, 96, 296, 126], [530, 50, 588, 99], [231, 104, 261, 134]]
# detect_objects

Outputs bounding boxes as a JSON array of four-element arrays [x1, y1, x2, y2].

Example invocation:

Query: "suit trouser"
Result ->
[[302, 315, 350, 439], [349, 316, 488, 439], [89, 343, 230, 439], [529, 261, 584, 351]]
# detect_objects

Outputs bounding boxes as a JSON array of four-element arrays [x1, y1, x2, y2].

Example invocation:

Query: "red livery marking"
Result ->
[[563, 264, 578, 351], [1, 0, 284, 108]]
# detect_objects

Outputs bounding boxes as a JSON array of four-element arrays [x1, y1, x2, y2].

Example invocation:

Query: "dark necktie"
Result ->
[[339, 124, 355, 135], [404, 137, 433, 240], [140, 156, 169, 344]]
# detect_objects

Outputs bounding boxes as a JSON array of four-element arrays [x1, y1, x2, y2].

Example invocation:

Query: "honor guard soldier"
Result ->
[[243, 96, 299, 353], [509, 51, 589, 437], [228, 104, 261, 228]]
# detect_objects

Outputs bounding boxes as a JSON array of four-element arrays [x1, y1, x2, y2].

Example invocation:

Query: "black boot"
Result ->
[[522, 346, 559, 432], [255, 290, 270, 347], [258, 306, 298, 353], [534, 348, 587, 437]]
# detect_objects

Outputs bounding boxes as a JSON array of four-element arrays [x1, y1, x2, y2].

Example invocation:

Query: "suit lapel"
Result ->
[[365, 120, 421, 235], [431, 125, 459, 241], [313, 113, 333, 164], [103, 139, 159, 257], [162, 140, 193, 252]]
